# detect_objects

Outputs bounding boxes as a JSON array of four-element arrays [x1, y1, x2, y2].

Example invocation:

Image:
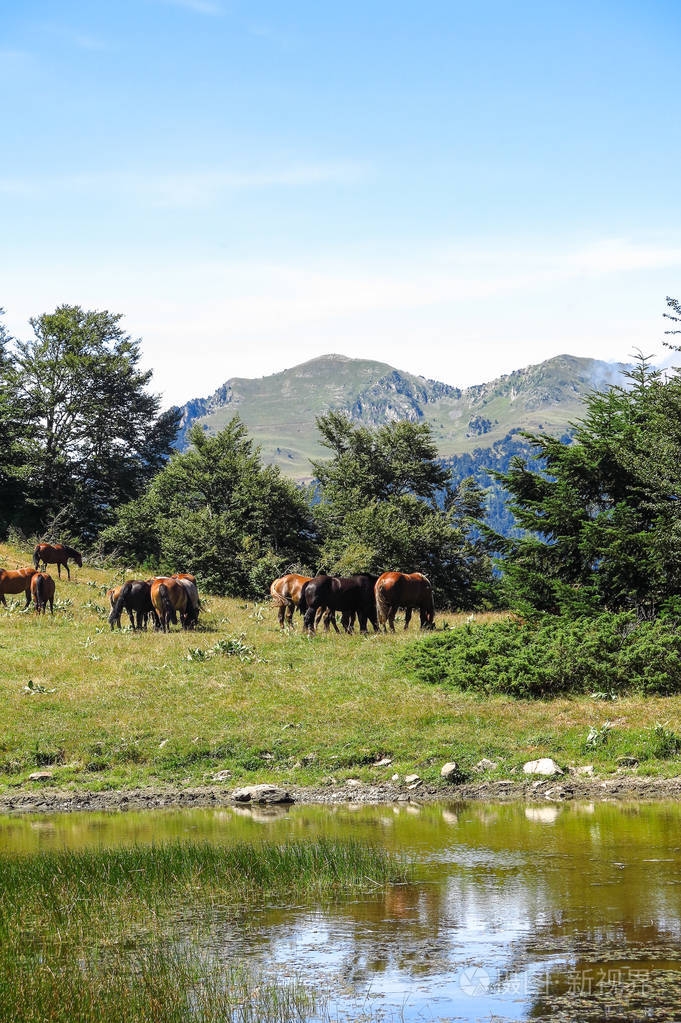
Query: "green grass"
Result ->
[[2, 536, 681, 790], [0, 838, 408, 1023]]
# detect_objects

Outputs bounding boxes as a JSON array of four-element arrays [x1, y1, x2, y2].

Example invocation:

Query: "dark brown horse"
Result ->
[[33, 543, 82, 579], [31, 572, 55, 615], [300, 574, 379, 635], [150, 578, 188, 632], [109, 580, 153, 630], [375, 571, 435, 631], [0, 568, 37, 608]]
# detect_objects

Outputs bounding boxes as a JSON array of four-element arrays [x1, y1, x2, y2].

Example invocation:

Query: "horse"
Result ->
[[270, 574, 312, 627], [173, 573, 197, 585], [150, 578, 188, 632], [375, 571, 435, 631], [109, 580, 153, 631], [269, 573, 335, 630], [107, 586, 123, 628], [33, 543, 82, 580], [175, 577, 200, 628], [0, 568, 37, 609], [31, 572, 55, 615], [300, 574, 379, 635]]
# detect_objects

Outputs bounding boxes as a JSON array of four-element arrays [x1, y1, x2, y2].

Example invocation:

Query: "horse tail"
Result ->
[[298, 582, 309, 614], [158, 583, 176, 625], [32, 546, 40, 570], [375, 577, 391, 625], [270, 578, 290, 607], [109, 581, 132, 626], [35, 573, 45, 610]]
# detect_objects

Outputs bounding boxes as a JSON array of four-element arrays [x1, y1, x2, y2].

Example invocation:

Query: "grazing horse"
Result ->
[[33, 543, 82, 580], [0, 568, 37, 608], [375, 571, 435, 631], [107, 586, 123, 628], [270, 574, 312, 627], [109, 580, 153, 631], [31, 572, 55, 615], [150, 578, 188, 632], [300, 574, 379, 635], [175, 577, 200, 628], [173, 573, 197, 584]]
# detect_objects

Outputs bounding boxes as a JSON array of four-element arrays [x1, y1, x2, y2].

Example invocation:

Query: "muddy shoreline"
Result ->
[[2, 774, 681, 815]]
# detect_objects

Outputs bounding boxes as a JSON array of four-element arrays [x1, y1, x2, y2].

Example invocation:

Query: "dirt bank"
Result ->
[[2, 773, 681, 815]]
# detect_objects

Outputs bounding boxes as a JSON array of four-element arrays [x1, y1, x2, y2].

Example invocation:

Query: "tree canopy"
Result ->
[[495, 348, 681, 615], [2, 305, 179, 539], [101, 418, 318, 596]]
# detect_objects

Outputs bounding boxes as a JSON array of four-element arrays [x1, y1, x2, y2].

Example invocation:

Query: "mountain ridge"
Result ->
[[174, 352, 625, 480]]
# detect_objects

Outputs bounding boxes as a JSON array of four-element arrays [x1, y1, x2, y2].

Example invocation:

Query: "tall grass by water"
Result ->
[[0, 838, 411, 1023]]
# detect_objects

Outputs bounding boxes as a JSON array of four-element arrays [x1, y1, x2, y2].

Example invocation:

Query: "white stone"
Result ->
[[404, 774, 420, 784], [28, 771, 53, 781], [391, 773, 400, 782], [522, 758, 563, 777], [474, 758, 498, 772], [231, 784, 293, 804], [440, 762, 461, 781]]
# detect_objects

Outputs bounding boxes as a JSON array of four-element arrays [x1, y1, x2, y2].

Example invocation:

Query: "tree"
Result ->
[[8, 305, 179, 538], [311, 413, 493, 609], [495, 344, 681, 615], [101, 418, 319, 596], [0, 310, 26, 533]]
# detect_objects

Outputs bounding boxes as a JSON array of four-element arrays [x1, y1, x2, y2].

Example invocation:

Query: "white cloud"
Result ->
[[2, 237, 679, 405], [154, 0, 223, 14], [0, 163, 368, 205]]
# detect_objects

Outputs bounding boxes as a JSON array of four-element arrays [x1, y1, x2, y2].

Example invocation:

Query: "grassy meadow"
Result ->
[[3, 537, 681, 792]]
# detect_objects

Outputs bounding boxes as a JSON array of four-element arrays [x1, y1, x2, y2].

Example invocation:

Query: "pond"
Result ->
[[2, 799, 681, 1022]]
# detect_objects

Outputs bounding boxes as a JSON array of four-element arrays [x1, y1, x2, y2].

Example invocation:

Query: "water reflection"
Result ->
[[3, 800, 681, 1021]]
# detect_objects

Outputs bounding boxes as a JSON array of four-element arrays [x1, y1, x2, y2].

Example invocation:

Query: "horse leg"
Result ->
[[65, 562, 70, 580], [327, 611, 340, 634], [404, 608, 412, 630], [303, 607, 316, 634], [127, 608, 136, 630], [49, 596, 54, 615], [277, 605, 286, 628], [358, 611, 368, 634], [0, 593, 5, 607]]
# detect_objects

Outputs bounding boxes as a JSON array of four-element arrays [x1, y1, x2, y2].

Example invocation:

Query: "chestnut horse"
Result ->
[[375, 571, 435, 631], [31, 572, 55, 615], [270, 574, 312, 627], [175, 576, 200, 628], [0, 568, 37, 608], [269, 574, 332, 629], [33, 543, 82, 579], [150, 578, 188, 632]]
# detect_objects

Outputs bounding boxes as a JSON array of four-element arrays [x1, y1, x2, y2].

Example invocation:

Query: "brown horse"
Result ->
[[174, 573, 197, 584], [175, 577, 200, 628], [33, 543, 82, 579], [375, 572, 435, 631], [107, 586, 123, 627], [150, 577, 188, 632], [270, 574, 313, 627], [31, 572, 55, 615], [0, 568, 37, 608]]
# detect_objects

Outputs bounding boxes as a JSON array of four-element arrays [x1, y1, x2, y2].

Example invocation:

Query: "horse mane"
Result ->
[[63, 544, 81, 558]]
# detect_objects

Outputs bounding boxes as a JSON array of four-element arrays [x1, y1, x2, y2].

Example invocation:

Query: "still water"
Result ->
[[3, 800, 681, 1022]]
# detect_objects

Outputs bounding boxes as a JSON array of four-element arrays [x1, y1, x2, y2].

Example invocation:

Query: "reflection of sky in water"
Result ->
[[4, 800, 681, 1021]]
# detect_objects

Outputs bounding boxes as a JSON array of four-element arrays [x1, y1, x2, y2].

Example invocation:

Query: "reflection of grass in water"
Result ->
[[0, 839, 410, 1023]]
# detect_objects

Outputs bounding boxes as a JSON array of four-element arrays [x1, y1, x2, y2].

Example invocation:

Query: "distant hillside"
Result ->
[[174, 352, 625, 483]]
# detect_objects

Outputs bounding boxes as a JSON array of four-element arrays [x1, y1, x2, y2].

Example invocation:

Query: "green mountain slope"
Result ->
[[175, 352, 624, 479]]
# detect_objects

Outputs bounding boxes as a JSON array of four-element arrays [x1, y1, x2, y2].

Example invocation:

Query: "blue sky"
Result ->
[[2, 0, 680, 404]]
